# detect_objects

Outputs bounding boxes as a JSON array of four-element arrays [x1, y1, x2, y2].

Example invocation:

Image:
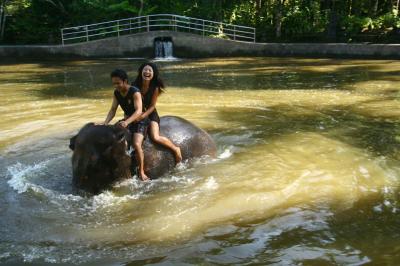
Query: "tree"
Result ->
[[0, 0, 8, 41], [2, 0, 400, 44], [326, 0, 338, 40], [1, 0, 31, 42], [274, 0, 285, 38]]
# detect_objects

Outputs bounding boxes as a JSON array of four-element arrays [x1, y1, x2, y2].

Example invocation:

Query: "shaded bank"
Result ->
[[1, 31, 400, 59]]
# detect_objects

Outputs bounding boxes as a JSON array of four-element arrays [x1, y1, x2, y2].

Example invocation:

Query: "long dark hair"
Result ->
[[132, 62, 165, 94]]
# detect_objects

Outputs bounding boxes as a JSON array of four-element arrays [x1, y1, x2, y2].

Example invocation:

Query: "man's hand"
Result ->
[[119, 120, 128, 128]]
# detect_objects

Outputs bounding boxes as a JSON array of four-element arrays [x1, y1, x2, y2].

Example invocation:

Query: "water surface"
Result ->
[[1, 57, 400, 265]]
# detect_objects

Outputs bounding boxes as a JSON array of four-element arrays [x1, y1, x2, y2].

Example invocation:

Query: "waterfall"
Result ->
[[154, 38, 175, 59]]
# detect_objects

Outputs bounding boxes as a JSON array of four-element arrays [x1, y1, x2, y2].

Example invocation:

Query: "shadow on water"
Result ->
[[213, 99, 400, 160], [1, 58, 400, 99], [162, 58, 400, 92], [124, 256, 167, 266], [327, 193, 400, 265], [186, 191, 400, 265], [0, 59, 148, 99]]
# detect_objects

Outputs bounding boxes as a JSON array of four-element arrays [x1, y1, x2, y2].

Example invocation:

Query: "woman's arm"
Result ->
[[104, 95, 119, 125], [139, 88, 159, 120], [123, 92, 143, 126]]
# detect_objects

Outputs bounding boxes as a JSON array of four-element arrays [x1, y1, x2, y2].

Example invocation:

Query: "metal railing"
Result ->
[[61, 14, 256, 45]]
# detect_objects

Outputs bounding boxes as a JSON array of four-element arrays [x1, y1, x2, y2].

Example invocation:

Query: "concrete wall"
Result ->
[[1, 31, 400, 58]]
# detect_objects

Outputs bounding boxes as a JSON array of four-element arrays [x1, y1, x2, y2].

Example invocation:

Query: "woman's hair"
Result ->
[[132, 62, 165, 94]]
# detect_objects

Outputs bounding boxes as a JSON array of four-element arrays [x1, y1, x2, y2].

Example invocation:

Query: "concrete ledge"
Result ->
[[1, 31, 400, 58]]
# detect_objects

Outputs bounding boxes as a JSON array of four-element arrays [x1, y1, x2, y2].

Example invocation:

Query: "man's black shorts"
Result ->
[[128, 118, 150, 136]]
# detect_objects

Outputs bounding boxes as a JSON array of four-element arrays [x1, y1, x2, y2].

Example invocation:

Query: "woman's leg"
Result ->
[[149, 121, 182, 163], [133, 133, 149, 181]]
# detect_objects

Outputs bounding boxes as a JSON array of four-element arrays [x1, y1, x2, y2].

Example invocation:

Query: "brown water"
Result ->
[[1, 57, 400, 265]]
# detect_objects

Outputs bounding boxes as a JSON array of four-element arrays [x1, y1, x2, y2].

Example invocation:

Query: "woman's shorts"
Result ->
[[149, 110, 160, 124]]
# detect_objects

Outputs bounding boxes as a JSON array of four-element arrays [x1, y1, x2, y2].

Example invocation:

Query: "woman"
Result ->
[[132, 62, 182, 180]]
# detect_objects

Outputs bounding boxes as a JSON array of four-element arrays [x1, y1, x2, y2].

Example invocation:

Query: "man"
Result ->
[[103, 69, 149, 181]]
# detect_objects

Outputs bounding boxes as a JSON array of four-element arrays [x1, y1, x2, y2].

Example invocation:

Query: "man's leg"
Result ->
[[133, 133, 149, 181]]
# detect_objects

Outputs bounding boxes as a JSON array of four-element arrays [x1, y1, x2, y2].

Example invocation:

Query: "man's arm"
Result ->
[[104, 95, 118, 125], [124, 92, 142, 125]]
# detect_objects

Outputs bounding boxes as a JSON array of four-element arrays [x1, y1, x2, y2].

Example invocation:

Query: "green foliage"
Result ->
[[5, 0, 31, 13], [342, 15, 374, 35], [374, 13, 400, 29], [342, 12, 400, 39], [2, 0, 400, 44], [282, 2, 327, 37]]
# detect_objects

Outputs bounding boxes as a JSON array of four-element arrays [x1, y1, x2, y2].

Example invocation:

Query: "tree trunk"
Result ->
[[256, 0, 262, 9], [0, 1, 6, 41], [0, 4, 3, 35], [326, 0, 338, 41], [138, 0, 143, 16], [255, 0, 262, 27], [397, 0, 400, 16], [372, 0, 379, 16], [275, 0, 284, 38], [348, 0, 353, 16], [0, 14, 6, 41]]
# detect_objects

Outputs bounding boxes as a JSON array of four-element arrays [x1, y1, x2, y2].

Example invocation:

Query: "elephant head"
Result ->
[[69, 123, 132, 194]]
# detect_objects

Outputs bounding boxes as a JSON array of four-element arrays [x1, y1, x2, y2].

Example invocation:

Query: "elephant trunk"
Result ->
[[72, 151, 90, 186]]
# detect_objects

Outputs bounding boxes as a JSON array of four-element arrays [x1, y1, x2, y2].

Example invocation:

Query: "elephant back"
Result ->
[[142, 116, 216, 178]]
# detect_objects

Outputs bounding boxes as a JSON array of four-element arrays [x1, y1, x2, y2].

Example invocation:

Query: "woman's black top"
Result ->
[[133, 84, 161, 124]]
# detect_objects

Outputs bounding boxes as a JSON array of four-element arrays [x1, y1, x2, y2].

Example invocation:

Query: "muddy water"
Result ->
[[1, 57, 400, 265]]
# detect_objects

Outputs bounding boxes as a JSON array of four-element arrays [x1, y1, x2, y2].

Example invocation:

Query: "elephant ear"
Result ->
[[70, 122, 95, 150], [112, 125, 131, 147], [69, 135, 77, 150], [102, 130, 126, 158], [115, 130, 126, 143], [112, 125, 130, 143]]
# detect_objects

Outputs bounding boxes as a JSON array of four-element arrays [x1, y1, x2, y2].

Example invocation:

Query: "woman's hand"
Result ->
[[136, 114, 144, 121]]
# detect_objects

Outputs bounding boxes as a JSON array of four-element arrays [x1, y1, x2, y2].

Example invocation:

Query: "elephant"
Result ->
[[69, 116, 217, 194]]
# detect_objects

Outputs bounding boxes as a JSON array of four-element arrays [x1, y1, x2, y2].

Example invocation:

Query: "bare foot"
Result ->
[[174, 147, 182, 164], [139, 172, 150, 181]]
